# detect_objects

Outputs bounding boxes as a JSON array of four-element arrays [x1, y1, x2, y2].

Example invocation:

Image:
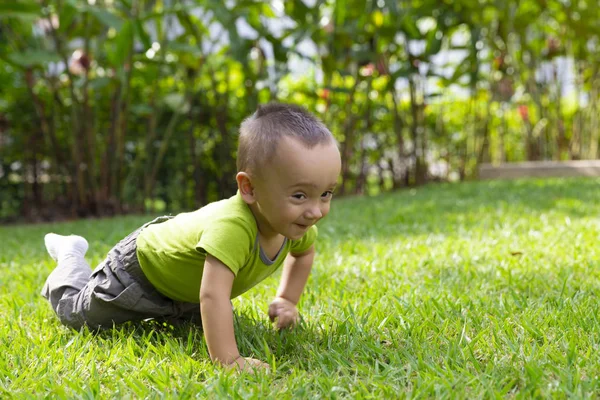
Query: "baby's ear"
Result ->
[[236, 172, 256, 204]]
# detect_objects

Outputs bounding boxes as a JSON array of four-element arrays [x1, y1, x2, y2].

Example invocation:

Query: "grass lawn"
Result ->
[[2, 177, 600, 398]]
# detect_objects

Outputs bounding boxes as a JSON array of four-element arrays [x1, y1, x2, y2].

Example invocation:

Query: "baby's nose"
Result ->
[[305, 205, 323, 220]]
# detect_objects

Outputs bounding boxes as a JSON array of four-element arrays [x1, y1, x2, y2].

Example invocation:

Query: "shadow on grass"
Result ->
[[75, 310, 356, 374]]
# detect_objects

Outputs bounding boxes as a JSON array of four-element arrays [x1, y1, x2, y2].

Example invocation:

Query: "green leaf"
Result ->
[[57, 3, 78, 33], [135, 20, 152, 50], [352, 48, 377, 64], [85, 5, 123, 29], [271, 41, 288, 63], [449, 56, 470, 82], [390, 66, 415, 80], [247, 7, 263, 32], [175, 11, 209, 42], [8, 50, 62, 67], [401, 15, 420, 39], [227, 26, 251, 63], [0, 1, 41, 18], [334, 0, 347, 26], [425, 30, 443, 56], [106, 20, 133, 67], [116, 21, 134, 65], [261, 3, 275, 18], [168, 42, 202, 56], [88, 76, 112, 90], [285, 0, 313, 22]]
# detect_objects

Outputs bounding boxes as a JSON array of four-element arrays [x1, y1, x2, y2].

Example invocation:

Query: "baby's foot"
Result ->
[[44, 233, 89, 261]]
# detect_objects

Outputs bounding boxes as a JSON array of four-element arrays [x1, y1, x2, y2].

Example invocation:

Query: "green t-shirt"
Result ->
[[136, 192, 318, 303]]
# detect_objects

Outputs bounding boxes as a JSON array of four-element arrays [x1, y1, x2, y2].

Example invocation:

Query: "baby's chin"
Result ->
[[285, 231, 307, 241]]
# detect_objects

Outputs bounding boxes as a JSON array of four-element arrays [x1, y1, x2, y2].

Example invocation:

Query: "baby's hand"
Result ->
[[226, 357, 270, 374], [268, 297, 299, 329]]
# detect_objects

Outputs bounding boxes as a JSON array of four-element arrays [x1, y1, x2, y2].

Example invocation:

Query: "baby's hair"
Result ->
[[237, 103, 334, 174]]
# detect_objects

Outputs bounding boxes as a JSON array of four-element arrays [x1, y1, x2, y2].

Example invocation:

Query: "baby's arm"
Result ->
[[200, 255, 268, 372], [269, 245, 315, 329]]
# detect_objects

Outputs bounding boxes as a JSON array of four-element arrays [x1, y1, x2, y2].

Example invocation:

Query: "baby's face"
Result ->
[[252, 136, 341, 240]]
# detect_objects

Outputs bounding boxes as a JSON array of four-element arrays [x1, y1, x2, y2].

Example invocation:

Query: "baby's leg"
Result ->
[[42, 234, 92, 313], [42, 230, 178, 330]]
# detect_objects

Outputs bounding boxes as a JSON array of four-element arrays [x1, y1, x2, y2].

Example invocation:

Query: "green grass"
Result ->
[[2, 177, 600, 398]]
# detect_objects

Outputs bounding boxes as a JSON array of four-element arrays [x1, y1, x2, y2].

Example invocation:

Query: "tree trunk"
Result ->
[[339, 77, 360, 195], [46, 3, 86, 214], [570, 61, 583, 160], [113, 36, 136, 212], [101, 82, 122, 213], [409, 76, 426, 185], [25, 71, 66, 179], [355, 79, 373, 195], [499, 105, 507, 162], [188, 119, 206, 208], [390, 89, 406, 189], [144, 111, 182, 201], [476, 110, 491, 165], [590, 69, 599, 159], [81, 16, 99, 215], [355, 139, 367, 195]]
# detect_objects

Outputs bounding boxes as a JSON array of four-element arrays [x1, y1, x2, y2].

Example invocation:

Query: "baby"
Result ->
[[42, 103, 341, 372]]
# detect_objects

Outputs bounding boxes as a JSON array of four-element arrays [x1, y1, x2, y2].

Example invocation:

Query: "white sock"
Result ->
[[44, 233, 89, 261]]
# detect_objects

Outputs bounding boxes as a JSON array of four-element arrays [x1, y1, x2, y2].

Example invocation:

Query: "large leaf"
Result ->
[[8, 50, 62, 67], [135, 20, 151, 50], [425, 30, 443, 56], [176, 11, 209, 42], [390, 65, 415, 80], [334, 0, 347, 26], [168, 42, 203, 56], [285, 0, 313, 23], [0, 1, 41, 18], [261, 3, 275, 18], [88, 76, 112, 90], [57, 2, 78, 33], [140, 3, 198, 22], [85, 5, 123, 29], [272, 41, 289, 63], [206, 0, 248, 63], [449, 56, 471, 83], [401, 15, 421, 39], [106, 20, 133, 67]]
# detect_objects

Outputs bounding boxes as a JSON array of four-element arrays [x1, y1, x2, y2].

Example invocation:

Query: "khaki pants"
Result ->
[[41, 217, 200, 330]]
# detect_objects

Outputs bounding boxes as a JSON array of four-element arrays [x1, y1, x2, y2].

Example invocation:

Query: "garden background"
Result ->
[[1, 0, 599, 222]]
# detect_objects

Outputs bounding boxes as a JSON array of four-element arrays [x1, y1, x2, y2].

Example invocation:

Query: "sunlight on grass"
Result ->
[[1, 178, 600, 397]]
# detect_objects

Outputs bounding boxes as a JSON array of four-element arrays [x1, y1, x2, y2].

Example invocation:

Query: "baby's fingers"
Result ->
[[243, 358, 270, 373], [225, 357, 270, 374], [275, 310, 299, 329], [268, 303, 282, 321]]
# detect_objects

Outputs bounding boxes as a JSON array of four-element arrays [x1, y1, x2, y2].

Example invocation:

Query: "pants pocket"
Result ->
[[91, 280, 143, 309]]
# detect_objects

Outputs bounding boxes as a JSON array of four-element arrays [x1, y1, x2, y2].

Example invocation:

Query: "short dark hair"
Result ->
[[237, 103, 335, 174]]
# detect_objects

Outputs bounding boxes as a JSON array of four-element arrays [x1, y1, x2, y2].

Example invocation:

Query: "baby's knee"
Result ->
[[56, 297, 89, 330]]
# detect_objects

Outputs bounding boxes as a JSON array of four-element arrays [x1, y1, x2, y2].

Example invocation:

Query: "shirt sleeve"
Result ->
[[290, 225, 318, 255], [196, 217, 254, 276]]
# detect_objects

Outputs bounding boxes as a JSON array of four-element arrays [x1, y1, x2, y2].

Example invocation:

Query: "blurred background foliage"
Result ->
[[0, 0, 599, 222]]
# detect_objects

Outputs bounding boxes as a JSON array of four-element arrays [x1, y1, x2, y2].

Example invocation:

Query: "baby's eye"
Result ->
[[321, 191, 334, 199], [292, 193, 307, 200]]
